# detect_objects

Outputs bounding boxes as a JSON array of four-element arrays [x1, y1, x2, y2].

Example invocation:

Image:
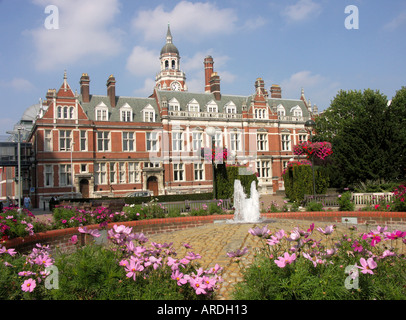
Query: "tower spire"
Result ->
[[166, 23, 173, 44]]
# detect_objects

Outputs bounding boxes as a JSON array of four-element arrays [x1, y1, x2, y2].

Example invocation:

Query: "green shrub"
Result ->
[[305, 201, 324, 212], [338, 192, 355, 211]]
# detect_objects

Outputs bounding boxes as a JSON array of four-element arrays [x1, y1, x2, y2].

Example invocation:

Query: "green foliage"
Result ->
[[315, 88, 406, 187], [283, 164, 329, 202], [215, 164, 258, 199], [338, 192, 355, 211], [305, 201, 324, 212]]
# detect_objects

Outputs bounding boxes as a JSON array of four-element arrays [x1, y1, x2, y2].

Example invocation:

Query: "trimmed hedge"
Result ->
[[283, 164, 329, 202]]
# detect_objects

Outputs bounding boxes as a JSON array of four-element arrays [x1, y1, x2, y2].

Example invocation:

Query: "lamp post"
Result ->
[[6, 126, 24, 210], [305, 119, 316, 197], [70, 140, 75, 199], [206, 127, 216, 199]]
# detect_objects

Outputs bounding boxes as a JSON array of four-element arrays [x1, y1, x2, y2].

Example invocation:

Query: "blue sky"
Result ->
[[0, 0, 405, 137]]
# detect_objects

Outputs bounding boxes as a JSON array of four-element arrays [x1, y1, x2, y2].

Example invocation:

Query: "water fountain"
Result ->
[[228, 179, 262, 223]]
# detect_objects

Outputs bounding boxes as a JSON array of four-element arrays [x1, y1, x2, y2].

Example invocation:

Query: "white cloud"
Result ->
[[29, 0, 123, 70], [281, 70, 340, 109], [132, 1, 238, 43], [134, 78, 156, 96], [0, 78, 35, 92], [126, 46, 159, 76], [383, 11, 406, 31], [281, 0, 322, 22]]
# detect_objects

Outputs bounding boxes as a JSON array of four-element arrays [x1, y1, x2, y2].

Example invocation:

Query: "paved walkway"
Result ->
[[146, 218, 341, 300]]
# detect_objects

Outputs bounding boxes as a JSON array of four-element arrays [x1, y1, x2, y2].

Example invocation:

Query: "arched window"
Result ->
[[172, 60, 176, 69], [165, 60, 169, 70], [63, 106, 68, 119], [57, 106, 62, 118], [69, 106, 74, 119]]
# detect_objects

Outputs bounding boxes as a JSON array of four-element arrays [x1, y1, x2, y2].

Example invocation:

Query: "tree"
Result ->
[[314, 89, 397, 187], [385, 87, 406, 182]]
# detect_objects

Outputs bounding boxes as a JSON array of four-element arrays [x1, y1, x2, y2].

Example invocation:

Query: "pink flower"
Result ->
[[357, 257, 377, 275], [352, 241, 363, 252], [21, 278, 36, 292], [317, 225, 334, 235], [171, 270, 188, 286], [362, 233, 381, 247], [274, 252, 297, 268], [190, 277, 207, 295], [386, 230, 406, 240], [70, 235, 78, 244]]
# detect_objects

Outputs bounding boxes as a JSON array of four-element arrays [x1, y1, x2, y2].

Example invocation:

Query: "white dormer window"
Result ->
[[187, 99, 200, 113], [290, 106, 303, 117], [120, 103, 133, 122], [95, 102, 109, 121], [277, 104, 285, 116], [142, 104, 155, 122], [169, 98, 180, 111], [206, 100, 218, 113], [225, 101, 237, 114]]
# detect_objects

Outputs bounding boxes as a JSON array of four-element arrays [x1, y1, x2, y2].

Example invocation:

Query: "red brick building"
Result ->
[[26, 25, 317, 207]]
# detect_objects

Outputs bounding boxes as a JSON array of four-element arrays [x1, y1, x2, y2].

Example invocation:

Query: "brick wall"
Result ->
[[4, 211, 406, 254]]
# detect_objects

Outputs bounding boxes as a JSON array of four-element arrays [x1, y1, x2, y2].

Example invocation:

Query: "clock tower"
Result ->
[[155, 24, 187, 91]]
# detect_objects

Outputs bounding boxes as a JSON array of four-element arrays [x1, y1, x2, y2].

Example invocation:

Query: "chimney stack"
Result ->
[[80, 73, 90, 103], [270, 84, 282, 98], [255, 78, 267, 96], [107, 75, 116, 107], [204, 56, 214, 93], [210, 72, 221, 100]]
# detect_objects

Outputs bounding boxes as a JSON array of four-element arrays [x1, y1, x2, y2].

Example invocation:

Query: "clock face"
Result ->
[[170, 82, 181, 91]]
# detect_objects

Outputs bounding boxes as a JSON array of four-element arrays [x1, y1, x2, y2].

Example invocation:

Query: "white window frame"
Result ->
[[256, 160, 271, 178], [146, 132, 159, 151], [95, 163, 107, 185], [194, 162, 204, 181], [97, 131, 110, 152], [120, 104, 133, 122], [44, 129, 52, 152], [110, 162, 117, 184], [192, 131, 203, 152], [173, 163, 184, 181], [128, 162, 140, 183], [206, 100, 218, 113], [143, 105, 155, 122], [44, 164, 53, 187], [95, 102, 109, 121], [277, 104, 285, 116], [291, 106, 303, 117], [187, 99, 200, 113], [257, 133, 268, 151], [59, 130, 72, 151], [172, 131, 183, 152], [123, 132, 135, 152], [169, 98, 180, 111], [59, 164, 71, 186], [230, 131, 241, 152], [80, 130, 87, 151], [119, 162, 126, 184], [282, 134, 291, 151]]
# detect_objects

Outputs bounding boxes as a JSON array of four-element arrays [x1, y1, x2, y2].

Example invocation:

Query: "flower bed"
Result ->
[[231, 222, 406, 299], [0, 224, 223, 300]]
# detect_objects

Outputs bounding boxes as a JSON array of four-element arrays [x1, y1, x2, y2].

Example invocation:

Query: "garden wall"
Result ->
[[4, 211, 406, 254]]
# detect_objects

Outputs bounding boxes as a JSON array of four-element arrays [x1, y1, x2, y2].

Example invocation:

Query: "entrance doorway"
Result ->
[[147, 176, 158, 196], [79, 179, 89, 198]]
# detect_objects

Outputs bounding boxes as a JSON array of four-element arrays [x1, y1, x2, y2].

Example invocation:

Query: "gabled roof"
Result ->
[[79, 95, 160, 122]]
